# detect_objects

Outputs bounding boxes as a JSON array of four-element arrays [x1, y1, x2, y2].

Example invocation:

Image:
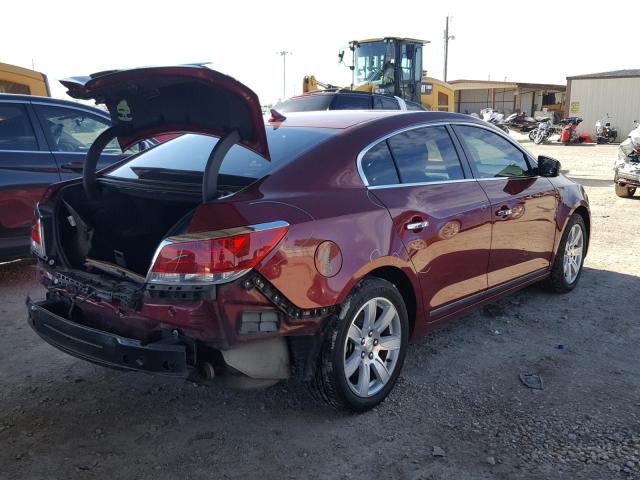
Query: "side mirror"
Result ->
[[537, 155, 561, 177]]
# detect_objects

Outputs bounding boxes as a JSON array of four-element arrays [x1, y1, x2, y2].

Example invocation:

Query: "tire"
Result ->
[[534, 132, 544, 144], [528, 129, 537, 141], [615, 182, 636, 198], [542, 214, 587, 293], [307, 277, 409, 411]]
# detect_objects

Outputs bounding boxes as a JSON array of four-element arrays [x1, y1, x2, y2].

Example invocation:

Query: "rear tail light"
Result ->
[[147, 222, 288, 285], [31, 214, 45, 258]]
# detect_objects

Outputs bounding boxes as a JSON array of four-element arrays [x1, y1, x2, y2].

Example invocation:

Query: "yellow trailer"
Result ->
[[0, 62, 50, 97]]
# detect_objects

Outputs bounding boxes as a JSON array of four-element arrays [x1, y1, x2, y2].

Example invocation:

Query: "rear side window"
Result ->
[[331, 95, 371, 110], [0, 104, 37, 151], [106, 127, 338, 184], [274, 95, 333, 113], [373, 96, 399, 110], [455, 125, 531, 178], [34, 105, 120, 154], [361, 141, 399, 186], [387, 126, 465, 183]]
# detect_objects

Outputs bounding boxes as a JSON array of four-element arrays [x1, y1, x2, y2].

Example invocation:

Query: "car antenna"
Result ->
[[269, 109, 286, 122]]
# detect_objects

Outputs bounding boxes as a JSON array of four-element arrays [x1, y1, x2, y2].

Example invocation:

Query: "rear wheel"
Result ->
[[308, 278, 409, 411], [543, 214, 586, 293]]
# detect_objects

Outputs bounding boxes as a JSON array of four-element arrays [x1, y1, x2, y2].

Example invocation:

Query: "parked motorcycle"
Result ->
[[595, 114, 618, 144], [613, 120, 640, 198], [504, 112, 538, 132], [533, 119, 553, 144], [480, 108, 510, 134], [559, 117, 593, 144]]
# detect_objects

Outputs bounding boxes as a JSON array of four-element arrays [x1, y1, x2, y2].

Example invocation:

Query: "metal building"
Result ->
[[449, 79, 565, 117], [566, 70, 640, 141]]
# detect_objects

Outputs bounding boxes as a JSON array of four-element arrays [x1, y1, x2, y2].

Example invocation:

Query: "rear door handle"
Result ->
[[405, 220, 429, 230], [496, 208, 512, 217], [60, 162, 84, 172]]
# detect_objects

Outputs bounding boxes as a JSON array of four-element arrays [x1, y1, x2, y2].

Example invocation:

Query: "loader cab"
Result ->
[[349, 37, 426, 104]]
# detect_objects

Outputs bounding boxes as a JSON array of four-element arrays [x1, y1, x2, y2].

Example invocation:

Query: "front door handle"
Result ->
[[60, 162, 84, 172], [496, 208, 513, 218], [405, 220, 429, 230]]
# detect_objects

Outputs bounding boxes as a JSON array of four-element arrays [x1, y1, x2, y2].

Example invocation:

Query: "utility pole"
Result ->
[[277, 51, 292, 98], [443, 16, 455, 82]]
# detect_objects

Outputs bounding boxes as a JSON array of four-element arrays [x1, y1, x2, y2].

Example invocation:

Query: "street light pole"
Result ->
[[277, 51, 292, 98], [443, 16, 455, 82]]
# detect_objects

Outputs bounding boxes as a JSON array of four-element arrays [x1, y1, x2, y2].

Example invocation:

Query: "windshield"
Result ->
[[354, 40, 395, 85], [106, 126, 338, 185]]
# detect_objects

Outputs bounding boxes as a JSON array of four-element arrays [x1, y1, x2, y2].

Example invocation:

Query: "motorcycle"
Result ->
[[480, 108, 510, 134], [559, 117, 593, 144], [504, 112, 538, 132], [613, 120, 640, 198], [532, 118, 553, 144], [595, 114, 618, 144]]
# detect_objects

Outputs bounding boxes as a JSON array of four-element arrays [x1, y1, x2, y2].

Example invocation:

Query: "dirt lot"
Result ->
[[1, 135, 639, 480]]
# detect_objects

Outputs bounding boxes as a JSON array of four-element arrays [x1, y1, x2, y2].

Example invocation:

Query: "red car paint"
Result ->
[[31, 67, 590, 386]]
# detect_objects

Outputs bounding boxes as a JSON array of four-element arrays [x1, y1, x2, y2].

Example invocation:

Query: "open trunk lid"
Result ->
[[60, 65, 269, 159]]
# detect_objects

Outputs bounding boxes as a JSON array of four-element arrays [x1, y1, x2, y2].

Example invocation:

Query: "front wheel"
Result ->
[[308, 278, 409, 411], [542, 214, 586, 293], [529, 129, 537, 141]]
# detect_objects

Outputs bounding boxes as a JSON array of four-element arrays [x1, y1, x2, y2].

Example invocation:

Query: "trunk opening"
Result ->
[[54, 182, 200, 277]]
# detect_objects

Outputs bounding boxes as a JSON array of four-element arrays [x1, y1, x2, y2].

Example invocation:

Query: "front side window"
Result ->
[[0, 104, 37, 151], [387, 126, 465, 184], [35, 105, 122, 154], [455, 125, 531, 178]]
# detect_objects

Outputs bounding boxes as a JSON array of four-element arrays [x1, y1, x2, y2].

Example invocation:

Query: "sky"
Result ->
[[2, 0, 637, 106]]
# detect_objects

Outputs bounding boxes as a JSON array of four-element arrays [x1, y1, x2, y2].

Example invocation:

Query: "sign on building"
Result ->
[[570, 102, 580, 114]]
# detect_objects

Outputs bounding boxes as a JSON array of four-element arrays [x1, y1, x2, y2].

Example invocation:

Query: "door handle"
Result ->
[[405, 220, 429, 230], [60, 162, 84, 172], [496, 208, 512, 218]]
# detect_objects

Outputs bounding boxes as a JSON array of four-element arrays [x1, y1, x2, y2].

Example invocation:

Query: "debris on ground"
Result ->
[[519, 372, 544, 390]]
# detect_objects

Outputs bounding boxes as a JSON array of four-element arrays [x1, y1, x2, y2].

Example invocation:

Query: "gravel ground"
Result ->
[[1, 134, 639, 480]]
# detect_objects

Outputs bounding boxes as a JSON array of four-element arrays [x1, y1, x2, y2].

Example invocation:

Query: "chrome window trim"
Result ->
[[356, 120, 538, 189], [31, 101, 110, 119], [0, 149, 51, 154]]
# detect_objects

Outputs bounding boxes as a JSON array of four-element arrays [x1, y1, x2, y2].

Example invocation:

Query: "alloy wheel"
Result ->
[[342, 297, 402, 397], [563, 224, 584, 284]]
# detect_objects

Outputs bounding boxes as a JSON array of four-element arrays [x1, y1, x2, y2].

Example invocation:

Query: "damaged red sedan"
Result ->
[[27, 66, 590, 411]]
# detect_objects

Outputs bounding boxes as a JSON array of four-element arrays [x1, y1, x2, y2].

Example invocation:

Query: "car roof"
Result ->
[[265, 110, 479, 129], [288, 90, 394, 99], [0, 93, 109, 117]]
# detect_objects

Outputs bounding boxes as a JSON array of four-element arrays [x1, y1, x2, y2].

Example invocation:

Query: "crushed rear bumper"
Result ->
[[26, 297, 188, 377]]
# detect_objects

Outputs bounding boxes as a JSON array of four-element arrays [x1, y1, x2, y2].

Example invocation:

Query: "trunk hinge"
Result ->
[[202, 130, 241, 203], [83, 126, 120, 201]]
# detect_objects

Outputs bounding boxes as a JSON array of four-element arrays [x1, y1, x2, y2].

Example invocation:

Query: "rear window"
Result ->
[[331, 95, 372, 110], [106, 127, 337, 184], [274, 95, 333, 113]]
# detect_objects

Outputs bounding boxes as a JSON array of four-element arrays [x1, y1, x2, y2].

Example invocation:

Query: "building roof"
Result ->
[[567, 69, 640, 80], [449, 79, 565, 92]]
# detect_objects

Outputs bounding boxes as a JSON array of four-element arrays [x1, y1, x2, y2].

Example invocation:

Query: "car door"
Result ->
[[0, 102, 60, 259], [360, 124, 492, 320], [452, 125, 558, 287], [32, 103, 131, 181]]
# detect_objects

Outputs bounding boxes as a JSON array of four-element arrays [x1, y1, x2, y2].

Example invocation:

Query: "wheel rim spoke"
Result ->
[[362, 299, 376, 332], [347, 324, 362, 344], [371, 357, 390, 384], [357, 363, 370, 396], [374, 305, 396, 334], [344, 353, 360, 378], [378, 335, 401, 351]]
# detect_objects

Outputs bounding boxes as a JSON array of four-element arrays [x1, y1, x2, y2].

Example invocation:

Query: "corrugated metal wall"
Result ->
[[568, 77, 640, 141], [455, 89, 516, 115]]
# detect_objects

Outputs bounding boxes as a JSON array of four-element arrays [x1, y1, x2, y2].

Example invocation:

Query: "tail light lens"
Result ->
[[31, 215, 45, 258], [147, 223, 288, 285]]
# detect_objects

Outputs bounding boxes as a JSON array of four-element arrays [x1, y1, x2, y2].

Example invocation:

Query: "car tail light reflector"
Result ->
[[147, 222, 288, 285], [31, 215, 45, 258]]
